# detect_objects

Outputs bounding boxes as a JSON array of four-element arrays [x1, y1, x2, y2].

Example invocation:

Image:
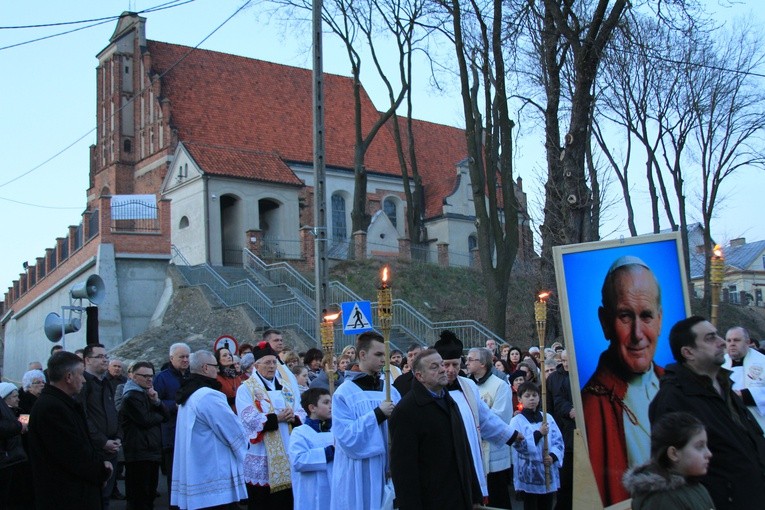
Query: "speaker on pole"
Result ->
[[44, 312, 81, 343], [85, 306, 99, 346], [70, 274, 105, 304]]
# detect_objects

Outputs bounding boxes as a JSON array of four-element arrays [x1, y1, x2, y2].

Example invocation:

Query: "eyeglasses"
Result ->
[[31, 380, 45, 385], [88, 354, 109, 360], [205, 363, 219, 368], [466, 358, 480, 363], [133, 373, 154, 379]]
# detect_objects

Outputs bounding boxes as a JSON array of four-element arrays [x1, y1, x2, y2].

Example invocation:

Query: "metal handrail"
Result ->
[[242, 248, 504, 347], [173, 262, 316, 341], [172, 246, 504, 349]]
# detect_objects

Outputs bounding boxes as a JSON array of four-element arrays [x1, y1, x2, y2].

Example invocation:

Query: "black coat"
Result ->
[[392, 371, 414, 397], [0, 398, 25, 470], [28, 385, 110, 510], [390, 379, 482, 510], [546, 365, 576, 449], [119, 388, 169, 463], [649, 362, 765, 510]]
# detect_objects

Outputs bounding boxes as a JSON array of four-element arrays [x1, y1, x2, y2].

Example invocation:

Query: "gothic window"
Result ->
[[383, 197, 397, 228], [331, 193, 347, 242], [468, 234, 478, 251]]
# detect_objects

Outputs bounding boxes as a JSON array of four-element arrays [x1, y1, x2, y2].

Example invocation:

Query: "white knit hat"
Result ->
[[0, 382, 18, 399]]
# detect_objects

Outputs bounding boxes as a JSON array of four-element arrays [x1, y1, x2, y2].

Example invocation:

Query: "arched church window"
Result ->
[[331, 193, 347, 242], [383, 197, 397, 228]]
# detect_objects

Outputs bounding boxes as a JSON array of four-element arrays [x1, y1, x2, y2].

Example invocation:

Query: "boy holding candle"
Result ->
[[288, 388, 335, 510], [509, 381, 565, 510]]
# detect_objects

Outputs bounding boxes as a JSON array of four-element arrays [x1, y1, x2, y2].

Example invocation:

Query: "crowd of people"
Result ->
[[1, 315, 764, 510]]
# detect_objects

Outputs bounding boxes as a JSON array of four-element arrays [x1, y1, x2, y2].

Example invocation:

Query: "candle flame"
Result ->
[[538, 291, 550, 301], [713, 244, 723, 258], [323, 312, 340, 322], [382, 266, 389, 283]]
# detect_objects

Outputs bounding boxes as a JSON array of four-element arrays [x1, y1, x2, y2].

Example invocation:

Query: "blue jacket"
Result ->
[[153, 366, 188, 449]]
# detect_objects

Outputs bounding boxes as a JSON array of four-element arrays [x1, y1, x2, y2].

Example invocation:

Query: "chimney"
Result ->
[[730, 237, 746, 248]]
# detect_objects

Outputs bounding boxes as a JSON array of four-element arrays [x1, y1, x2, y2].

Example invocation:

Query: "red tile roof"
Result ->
[[184, 142, 302, 186], [147, 40, 467, 217]]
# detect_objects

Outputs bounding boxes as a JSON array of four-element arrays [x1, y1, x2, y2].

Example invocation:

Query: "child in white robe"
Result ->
[[509, 381, 564, 510], [289, 388, 334, 510]]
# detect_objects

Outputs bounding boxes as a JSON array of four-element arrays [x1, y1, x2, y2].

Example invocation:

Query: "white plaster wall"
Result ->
[[2, 245, 126, 381], [166, 178, 206, 264], [367, 210, 399, 255], [114, 256, 169, 340], [163, 145, 207, 264], [208, 178, 301, 262]]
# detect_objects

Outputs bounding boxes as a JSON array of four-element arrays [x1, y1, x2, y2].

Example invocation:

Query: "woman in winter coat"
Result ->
[[0, 382, 34, 509], [622, 411, 715, 510]]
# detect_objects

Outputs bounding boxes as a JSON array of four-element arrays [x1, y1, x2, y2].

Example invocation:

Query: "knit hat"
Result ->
[[434, 330, 463, 360], [0, 382, 18, 399], [252, 341, 279, 362], [509, 370, 527, 383], [240, 353, 256, 372]]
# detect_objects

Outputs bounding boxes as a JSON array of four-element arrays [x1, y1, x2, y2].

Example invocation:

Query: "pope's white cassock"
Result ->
[[288, 423, 334, 510], [450, 376, 518, 497], [330, 371, 401, 508], [724, 348, 765, 432], [171, 387, 248, 510]]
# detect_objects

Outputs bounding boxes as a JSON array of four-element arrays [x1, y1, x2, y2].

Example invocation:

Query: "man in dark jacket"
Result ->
[[546, 350, 576, 510], [78, 343, 123, 506], [390, 349, 483, 510], [153, 342, 189, 507], [28, 352, 113, 510], [649, 316, 765, 510], [120, 361, 169, 510]]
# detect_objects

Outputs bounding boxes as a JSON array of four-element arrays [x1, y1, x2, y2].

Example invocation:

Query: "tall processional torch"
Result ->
[[377, 266, 393, 401], [710, 245, 725, 329], [320, 311, 340, 395], [535, 291, 551, 490]]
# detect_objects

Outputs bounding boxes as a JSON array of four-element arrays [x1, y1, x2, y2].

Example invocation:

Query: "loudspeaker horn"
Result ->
[[70, 274, 105, 305], [44, 312, 81, 343]]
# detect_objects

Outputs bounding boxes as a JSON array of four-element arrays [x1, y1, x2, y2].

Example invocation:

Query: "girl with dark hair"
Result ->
[[303, 348, 324, 383], [622, 412, 714, 510], [507, 346, 522, 373]]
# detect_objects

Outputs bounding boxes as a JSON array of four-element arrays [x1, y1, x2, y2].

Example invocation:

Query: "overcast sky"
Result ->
[[1, 0, 763, 294]]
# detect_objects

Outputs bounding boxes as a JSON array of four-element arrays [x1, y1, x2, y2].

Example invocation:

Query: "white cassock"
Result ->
[[171, 387, 248, 510], [330, 372, 401, 509], [449, 376, 517, 497], [509, 411, 564, 495], [474, 373, 514, 474], [724, 349, 765, 432], [288, 423, 334, 510]]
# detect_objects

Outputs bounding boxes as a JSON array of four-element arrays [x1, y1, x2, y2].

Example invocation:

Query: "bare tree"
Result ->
[[594, 12, 699, 279], [272, 0, 409, 257], [690, 25, 765, 312], [434, 0, 522, 337]]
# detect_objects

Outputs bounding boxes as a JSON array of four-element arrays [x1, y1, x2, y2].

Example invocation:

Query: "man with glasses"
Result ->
[[237, 342, 302, 509], [119, 361, 168, 510], [172, 350, 247, 510], [153, 342, 190, 508], [78, 343, 123, 507]]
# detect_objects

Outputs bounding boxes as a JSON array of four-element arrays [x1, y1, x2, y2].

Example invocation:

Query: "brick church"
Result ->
[[1, 12, 534, 379]]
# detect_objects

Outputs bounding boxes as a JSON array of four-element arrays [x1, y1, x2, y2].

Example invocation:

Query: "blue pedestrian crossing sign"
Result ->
[[341, 301, 374, 334]]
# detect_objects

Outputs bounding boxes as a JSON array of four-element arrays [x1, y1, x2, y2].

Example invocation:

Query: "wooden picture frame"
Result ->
[[553, 232, 691, 509]]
